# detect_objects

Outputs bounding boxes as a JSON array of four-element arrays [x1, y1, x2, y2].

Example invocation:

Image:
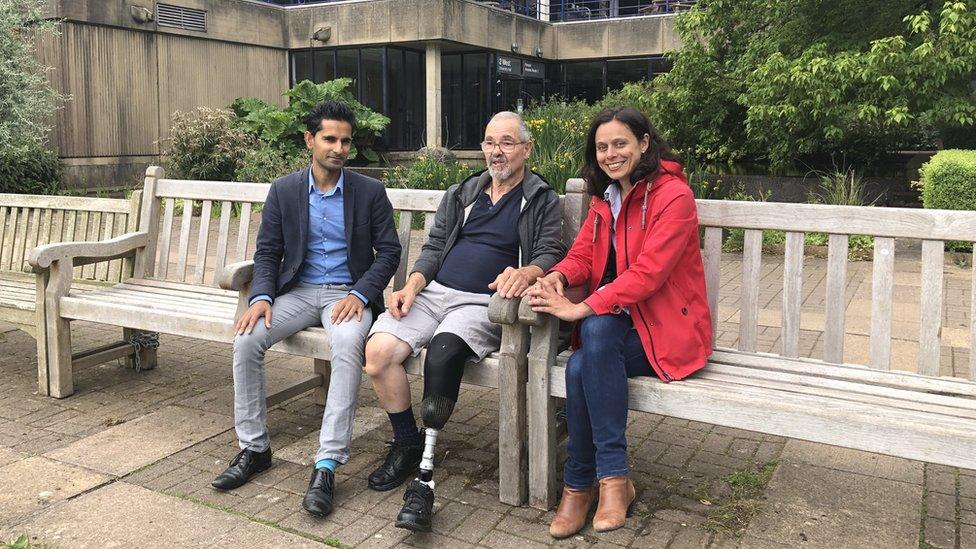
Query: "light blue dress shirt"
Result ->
[[250, 169, 367, 307]]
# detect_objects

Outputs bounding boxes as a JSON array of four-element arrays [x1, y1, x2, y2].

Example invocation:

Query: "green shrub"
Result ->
[[806, 167, 874, 206], [236, 143, 309, 184], [919, 150, 976, 211], [594, 80, 655, 123], [523, 98, 590, 193], [231, 78, 390, 164], [383, 149, 475, 191], [162, 107, 256, 181], [919, 149, 976, 252], [0, 146, 61, 194]]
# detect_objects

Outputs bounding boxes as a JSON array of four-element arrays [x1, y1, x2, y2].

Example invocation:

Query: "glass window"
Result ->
[[312, 49, 335, 83], [607, 58, 650, 92], [360, 48, 384, 113], [336, 49, 359, 98], [442, 54, 463, 148], [564, 61, 604, 102], [462, 53, 489, 148], [292, 50, 311, 84]]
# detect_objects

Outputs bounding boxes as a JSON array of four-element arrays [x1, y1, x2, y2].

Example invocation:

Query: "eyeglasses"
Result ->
[[480, 140, 527, 153]]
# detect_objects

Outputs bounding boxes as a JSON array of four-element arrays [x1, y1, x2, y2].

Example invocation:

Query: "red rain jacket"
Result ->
[[551, 160, 712, 381]]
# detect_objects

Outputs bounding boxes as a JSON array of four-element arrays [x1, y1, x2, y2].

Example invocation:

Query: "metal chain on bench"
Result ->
[[127, 332, 160, 372]]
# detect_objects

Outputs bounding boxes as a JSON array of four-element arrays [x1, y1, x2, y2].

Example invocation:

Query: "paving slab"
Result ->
[[276, 405, 388, 465], [781, 440, 924, 484], [742, 442, 921, 549], [44, 406, 229, 476], [3, 482, 321, 548], [0, 456, 110, 524]]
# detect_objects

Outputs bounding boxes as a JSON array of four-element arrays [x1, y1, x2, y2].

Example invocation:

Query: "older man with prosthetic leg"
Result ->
[[363, 111, 565, 532]]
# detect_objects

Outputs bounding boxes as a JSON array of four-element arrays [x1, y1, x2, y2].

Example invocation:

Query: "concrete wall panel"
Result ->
[[444, 0, 489, 49], [555, 21, 609, 60], [335, 0, 392, 45], [607, 17, 664, 58]]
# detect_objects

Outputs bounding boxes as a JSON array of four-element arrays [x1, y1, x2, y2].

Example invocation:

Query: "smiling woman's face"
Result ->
[[594, 119, 649, 183]]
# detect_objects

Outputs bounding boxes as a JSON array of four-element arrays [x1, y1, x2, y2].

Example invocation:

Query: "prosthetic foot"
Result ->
[[395, 395, 455, 532]]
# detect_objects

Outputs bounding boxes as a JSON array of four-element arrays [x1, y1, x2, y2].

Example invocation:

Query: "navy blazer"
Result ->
[[249, 166, 401, 316]]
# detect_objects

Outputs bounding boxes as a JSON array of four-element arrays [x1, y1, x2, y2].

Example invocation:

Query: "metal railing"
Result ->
[[251, 0, 696, 21]]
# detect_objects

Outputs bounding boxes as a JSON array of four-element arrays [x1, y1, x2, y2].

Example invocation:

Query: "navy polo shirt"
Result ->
[[436, 186, 523, 294]]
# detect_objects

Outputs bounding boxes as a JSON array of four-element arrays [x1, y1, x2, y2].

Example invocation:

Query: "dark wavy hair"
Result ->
[[305, 100, 357, 134], [581, 107, 679, 198]]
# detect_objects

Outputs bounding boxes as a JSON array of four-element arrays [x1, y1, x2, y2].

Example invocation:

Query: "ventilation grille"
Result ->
[[156, 3, 207, 32]]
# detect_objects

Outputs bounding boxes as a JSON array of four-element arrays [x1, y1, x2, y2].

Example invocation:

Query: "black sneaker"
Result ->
[[367, 440, 423, 491], [395, 479, 434, 532], [302, 467, 335, 517], [211, 448, 272, 491]]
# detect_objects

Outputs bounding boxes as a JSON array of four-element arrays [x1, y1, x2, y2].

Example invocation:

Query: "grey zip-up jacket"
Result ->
[[411, 167, 566, 285]]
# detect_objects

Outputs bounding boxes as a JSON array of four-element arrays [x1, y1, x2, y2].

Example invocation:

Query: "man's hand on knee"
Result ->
[[488, 265, 543, 298], [236, 300, 272, 335], [331, 294, 365, 324]]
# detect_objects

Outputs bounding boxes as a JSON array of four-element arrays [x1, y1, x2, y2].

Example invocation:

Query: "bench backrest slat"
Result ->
[[175, 202, 193, 281], [869, 237, 895, 370], [781, 231, 804, 358], [918, 239, 944, 376], [738, 229, 763, 353], [214, 201, 233, 280], [971, 257, 976, 380], [193, 201, 213, 285], [823, 234, 849, 364], [394, 211, 413, 291], [156, 198, 176, 280], [702, 226, 722, 344], [235, 204, 252, 265]]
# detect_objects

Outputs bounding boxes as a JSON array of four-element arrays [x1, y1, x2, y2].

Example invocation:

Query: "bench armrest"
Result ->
[[219, 260, 254, 291], [28, 231, 149, 271], [517, 298, 545, 326], [488, 293, 524, 324]]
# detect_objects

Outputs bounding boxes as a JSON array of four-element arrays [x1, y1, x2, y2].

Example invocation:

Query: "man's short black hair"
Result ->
[[305, 100, 357, 134]]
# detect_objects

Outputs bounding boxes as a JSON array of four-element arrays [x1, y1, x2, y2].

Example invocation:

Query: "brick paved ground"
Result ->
[[0, 237, 973, 546]]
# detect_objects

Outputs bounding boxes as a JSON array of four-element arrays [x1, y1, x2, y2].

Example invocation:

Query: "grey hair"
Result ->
[[488, 111, 532, 142]]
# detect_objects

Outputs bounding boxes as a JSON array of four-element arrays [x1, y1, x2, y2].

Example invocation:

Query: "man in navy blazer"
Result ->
[[211, 101, 401, 519]]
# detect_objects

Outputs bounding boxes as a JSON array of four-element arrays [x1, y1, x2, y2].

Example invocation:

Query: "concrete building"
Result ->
[[38, 0, 685, 188]]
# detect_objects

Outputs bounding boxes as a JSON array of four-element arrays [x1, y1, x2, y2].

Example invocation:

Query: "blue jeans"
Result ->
[[563, 313, 652, 489]]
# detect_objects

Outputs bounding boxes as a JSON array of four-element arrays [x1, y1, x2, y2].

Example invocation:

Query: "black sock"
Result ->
[[388, 407, 421, 447]]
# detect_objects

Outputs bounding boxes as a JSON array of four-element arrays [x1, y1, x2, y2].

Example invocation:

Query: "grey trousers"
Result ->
[[233, 283, 372, 463]]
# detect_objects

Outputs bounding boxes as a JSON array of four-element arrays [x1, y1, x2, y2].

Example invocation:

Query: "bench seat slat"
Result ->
[[699, 367, 976, 419], [113, 282, 237, 303], [124, 277, 237, 297], [545, 363, 976, 470], [88, 287, 237, 312], [708, 349, 976, 397]]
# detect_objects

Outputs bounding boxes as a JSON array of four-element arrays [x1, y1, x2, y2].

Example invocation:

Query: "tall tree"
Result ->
[[0, 0, 64, 153], [652, 0, 976, 168]]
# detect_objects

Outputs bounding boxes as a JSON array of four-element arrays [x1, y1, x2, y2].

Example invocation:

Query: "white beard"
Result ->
[[488, 161, 513, 181]]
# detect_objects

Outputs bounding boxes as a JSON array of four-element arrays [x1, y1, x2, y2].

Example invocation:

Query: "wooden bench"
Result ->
[[0, 192, 145, 396], [521, 178, 976, 509], [28, 166, 578, 506]]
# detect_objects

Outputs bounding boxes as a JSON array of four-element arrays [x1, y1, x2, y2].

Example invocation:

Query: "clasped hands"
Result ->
[[525, 271, 593, 322]]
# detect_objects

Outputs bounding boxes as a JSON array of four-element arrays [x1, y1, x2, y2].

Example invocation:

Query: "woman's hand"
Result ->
[[525, 280, 593, 322], [535, 271, 566, 297]]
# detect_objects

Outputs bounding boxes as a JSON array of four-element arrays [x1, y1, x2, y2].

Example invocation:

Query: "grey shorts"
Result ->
[[369, 281, 501, 361]]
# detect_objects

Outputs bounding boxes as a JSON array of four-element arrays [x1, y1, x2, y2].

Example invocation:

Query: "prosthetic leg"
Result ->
[[395, 333, 473, 532]]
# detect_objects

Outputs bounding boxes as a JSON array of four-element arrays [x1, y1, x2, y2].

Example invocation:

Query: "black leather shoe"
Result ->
[[302, 467, 335, 517], [211, 448, 272, 491], [395, 479, 434, 532], [367, 440, 423, 491]]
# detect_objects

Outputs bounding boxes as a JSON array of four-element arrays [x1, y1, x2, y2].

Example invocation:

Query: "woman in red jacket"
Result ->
[[527, 107, 712, 538]]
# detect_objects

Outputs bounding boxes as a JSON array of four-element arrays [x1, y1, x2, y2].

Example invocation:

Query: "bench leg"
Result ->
[[35, 271, 51, 396], [313, 359, 331, 406], [498, 323, 529, 506], [123, 328, 157, 371], [45, 261, 74, 399], [528, 314, 560, 510]]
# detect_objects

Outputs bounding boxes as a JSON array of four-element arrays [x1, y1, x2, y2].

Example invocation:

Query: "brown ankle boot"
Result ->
[[549, 485, 597, 539], [592, 476, 635, 532]]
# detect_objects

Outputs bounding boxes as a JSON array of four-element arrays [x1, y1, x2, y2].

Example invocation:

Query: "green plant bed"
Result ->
[[722, 229, 874, 260]]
